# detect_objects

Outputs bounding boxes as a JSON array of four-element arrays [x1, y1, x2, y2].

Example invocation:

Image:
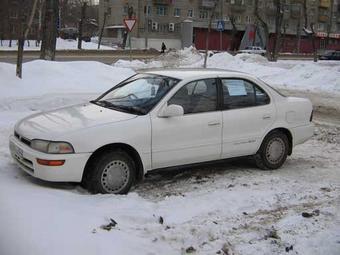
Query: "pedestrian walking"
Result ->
[[161, 42, 166, 53]]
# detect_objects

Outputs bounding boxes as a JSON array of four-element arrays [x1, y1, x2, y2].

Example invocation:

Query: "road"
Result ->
[[0, 50, 160, 64], [0, 50, 318, 64]]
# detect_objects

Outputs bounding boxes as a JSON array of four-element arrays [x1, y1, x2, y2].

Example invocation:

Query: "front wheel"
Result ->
[[85, 150, 136, 194], [254, 131, 289, 170]]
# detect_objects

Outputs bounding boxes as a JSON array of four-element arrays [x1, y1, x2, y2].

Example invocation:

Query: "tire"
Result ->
[[254, 131, 289, 170], [85, 150, 136, 194]]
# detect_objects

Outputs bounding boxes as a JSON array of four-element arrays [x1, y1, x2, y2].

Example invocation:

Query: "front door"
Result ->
[[151, 78, 222, 169]]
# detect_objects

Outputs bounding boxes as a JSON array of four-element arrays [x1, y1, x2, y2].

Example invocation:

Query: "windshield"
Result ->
[[92, 74, 180, 115]]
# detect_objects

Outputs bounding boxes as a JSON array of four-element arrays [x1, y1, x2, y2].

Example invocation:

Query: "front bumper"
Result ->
[[9, 135, 91, 182]]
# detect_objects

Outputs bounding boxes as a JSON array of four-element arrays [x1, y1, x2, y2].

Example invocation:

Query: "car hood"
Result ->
[[15, 103, 137, 140]]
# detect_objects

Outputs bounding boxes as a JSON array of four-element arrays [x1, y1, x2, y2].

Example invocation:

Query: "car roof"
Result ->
[[139, 68, 248, 80]]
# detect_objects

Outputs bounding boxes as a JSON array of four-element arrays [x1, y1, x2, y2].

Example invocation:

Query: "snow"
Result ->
[[0, 38, 116, 51], [113, 47, 340, 94], [0, 57, 340, 255]]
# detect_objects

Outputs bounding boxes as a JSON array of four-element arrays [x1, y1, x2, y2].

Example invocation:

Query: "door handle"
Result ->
[[263, 115, 271, 120], [208, 121, 221, 126]]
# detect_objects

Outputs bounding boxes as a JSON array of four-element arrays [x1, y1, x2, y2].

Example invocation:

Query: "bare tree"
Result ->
[[203, 0, 219, 68], [271, 0, 284, 61], [40, 0, 59, 60], [302, 0, 317, 62], [16, 0, 39, 78], [254, 0, 270, 59]]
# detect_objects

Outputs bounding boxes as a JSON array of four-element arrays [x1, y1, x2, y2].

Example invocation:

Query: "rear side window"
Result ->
[[221, 79, 270, 110]]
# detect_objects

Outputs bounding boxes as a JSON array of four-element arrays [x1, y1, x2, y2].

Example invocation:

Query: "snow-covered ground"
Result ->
[[0, 38, 116, 51], [0, 55, 340, 255]]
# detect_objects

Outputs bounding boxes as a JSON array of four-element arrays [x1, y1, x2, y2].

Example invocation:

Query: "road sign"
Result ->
[[124, 18, 137, 32], [217, 20, 225, 32]]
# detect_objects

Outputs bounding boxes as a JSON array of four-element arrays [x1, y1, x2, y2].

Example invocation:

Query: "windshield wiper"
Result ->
[[110, 105, 146, 115], [90, 100, 145, 115]]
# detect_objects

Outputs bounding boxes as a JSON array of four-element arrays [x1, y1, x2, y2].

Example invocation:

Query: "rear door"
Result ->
[[220, 78, 276, 158]]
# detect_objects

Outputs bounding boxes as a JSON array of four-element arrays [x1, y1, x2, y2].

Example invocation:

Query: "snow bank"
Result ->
[[0, 38, 116, 51], [0, 60, 134, 99], [113, 48, 340, 94]]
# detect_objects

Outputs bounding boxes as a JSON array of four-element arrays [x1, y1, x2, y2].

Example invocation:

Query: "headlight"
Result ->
[[31, 140, 74, 154]]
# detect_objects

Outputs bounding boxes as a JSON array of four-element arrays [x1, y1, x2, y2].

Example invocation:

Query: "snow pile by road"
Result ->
[[114, 48, 340, 94], [0, 38, 116, 51], [0, 60, 134, 99]]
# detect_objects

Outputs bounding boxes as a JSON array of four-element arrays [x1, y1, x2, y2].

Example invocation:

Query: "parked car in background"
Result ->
[[238, 46, 266, 55], [9, 69, 314, 194], [59, 27, 78, 40], [319, 50, 340, 60]]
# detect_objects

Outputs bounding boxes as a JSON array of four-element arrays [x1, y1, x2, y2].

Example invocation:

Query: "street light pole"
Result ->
[[220, 0, 223, 51]]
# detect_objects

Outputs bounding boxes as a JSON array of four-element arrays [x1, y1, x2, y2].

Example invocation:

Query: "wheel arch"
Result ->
[[263, 127, 293, 155], [82, 143, 145, 184]]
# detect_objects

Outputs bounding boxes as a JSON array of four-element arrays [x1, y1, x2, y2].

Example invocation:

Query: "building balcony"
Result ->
[[230, 3, 246, 12], [319, 0, 331, 8], [318, 14, 329, 22], [200, 0, 216, 8], [152, 0, 170, 5], [265, 6, 277, 16]]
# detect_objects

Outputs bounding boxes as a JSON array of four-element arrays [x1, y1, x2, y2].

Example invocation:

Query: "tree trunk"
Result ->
[[78, 2, 87, 50], [271, 0, 283, 62], [40, 0, 58, 60], [229, 16, 238, 52], [16, 0, 39, 78], [203, 0, 218, 68], [310, 23, 318, 62], [325, 0, 334, 48], [254, 0, 270, 60], [98, 11, 107, 50]]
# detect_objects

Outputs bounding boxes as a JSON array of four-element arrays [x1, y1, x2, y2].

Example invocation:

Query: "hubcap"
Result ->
[[265, 137, 285, 164], [101, 160, 130, 193]]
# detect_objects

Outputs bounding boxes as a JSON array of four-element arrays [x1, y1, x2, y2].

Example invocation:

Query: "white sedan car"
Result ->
[[9, 69, 314, 194]]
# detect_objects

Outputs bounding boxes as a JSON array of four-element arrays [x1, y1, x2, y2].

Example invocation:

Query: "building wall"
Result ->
[[99, 0, 340, 52]]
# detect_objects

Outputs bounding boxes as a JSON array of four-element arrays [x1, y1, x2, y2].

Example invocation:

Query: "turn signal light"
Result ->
[[37, 159, 65, 166]]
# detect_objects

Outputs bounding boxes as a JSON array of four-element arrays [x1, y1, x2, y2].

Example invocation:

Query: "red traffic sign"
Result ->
[[124, 18, 137, 32]]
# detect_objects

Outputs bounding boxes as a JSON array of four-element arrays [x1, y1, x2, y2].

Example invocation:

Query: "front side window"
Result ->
[[93, 74, 180, 115], [222, 79, 270, 110], [168, 79, 217, 114]]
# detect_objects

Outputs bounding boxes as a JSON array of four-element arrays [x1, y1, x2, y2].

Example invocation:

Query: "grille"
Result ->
[[14, 131, 31, 147]]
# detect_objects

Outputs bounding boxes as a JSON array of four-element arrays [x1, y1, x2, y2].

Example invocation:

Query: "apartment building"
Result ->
[[0, 0, 42, 40], [99, 0, 340, 52]]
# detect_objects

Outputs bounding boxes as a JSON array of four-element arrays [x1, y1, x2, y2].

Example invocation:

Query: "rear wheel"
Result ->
[[254, 131, 289, 170], [85, 150, 136, 194]]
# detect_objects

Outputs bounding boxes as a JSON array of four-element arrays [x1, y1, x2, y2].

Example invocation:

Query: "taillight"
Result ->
[[310, 110, 313, 122]]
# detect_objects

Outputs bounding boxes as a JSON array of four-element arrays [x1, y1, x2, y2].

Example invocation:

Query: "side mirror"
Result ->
[[158, 104, 184, 118]]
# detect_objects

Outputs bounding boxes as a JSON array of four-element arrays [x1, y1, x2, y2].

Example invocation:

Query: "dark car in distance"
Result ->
[[319, 50, 340, 60]]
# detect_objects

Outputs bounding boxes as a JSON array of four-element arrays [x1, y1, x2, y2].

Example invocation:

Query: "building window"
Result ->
[[187, 9, 193, 17], [317, 23, 325, 31], [10, 10, 18, 18], [145, 5, 152, 16], [245, 15, 251, 24], [156, 6, 167, 16], [174, 8, 181, 17], [236, 15, 241, 23], [199, 9, 208, 19]]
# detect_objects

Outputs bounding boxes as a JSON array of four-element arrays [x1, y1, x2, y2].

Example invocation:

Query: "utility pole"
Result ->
[[219, 0, 223, 51], [78, 2, 87, 50], [144, 0, 150, 49]]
